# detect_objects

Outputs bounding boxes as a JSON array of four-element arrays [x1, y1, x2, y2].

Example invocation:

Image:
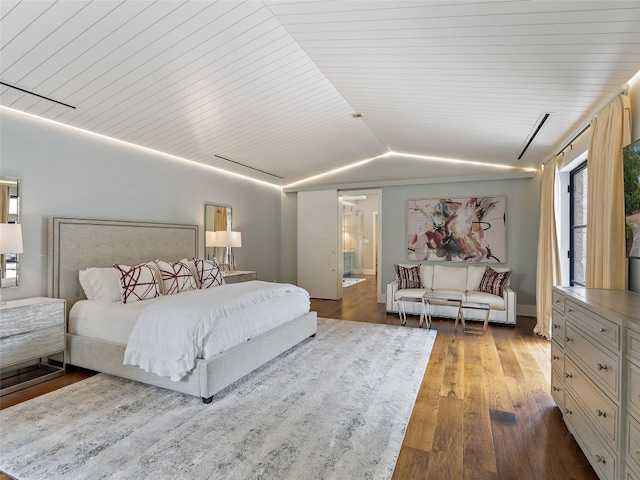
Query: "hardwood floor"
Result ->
[[1, 275, 598, 480], [323, 275, 598, 480]]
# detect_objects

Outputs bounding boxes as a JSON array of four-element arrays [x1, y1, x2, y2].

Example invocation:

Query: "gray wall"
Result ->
[[1, 109, 283, 302], [380, 175, 541, 307]]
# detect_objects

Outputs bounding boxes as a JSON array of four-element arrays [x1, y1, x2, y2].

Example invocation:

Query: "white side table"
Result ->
[[223, 270, 257, 284], [0, 297, 66, 395]]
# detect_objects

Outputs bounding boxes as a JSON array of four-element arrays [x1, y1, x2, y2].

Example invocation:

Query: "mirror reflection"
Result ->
[[1, 176, 20, 288], [204, 203, 232, 263]]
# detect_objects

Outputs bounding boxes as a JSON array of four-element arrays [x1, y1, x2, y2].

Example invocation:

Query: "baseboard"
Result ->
[[517, 304, 536, 317]]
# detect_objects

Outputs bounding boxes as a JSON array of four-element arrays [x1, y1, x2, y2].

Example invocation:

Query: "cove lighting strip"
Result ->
[[0, 106, 283, 191], [284, 151, 537, 189]]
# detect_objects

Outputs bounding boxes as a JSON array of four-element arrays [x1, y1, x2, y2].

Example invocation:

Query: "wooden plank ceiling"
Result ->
[[1, 0, 639, 187]]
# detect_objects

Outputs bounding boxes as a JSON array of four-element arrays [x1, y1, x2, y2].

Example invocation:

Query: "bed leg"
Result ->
[[202, 396, 213, 404], [310, 333, 316, 337]]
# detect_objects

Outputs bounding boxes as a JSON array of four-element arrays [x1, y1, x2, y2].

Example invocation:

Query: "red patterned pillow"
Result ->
[[394, 264, 422, 289], [477, 266, 511, 296], [113, 263, 160, 303], [155, 260, 197, 295], [193, 258, 225, 289]]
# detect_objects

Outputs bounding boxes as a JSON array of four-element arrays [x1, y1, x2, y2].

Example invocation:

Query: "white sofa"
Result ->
[[386, 264, 516, 325]]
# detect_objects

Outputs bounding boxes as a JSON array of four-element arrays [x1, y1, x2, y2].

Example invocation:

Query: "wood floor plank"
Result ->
[[426, 395, 464, 480], [402, 329, 448, 451], [463, 358, 498, 479], [489, 408, 535, 479], [478, 328, 515, 414], [392, 445, 430, 480], [441, 335, 465, 399]]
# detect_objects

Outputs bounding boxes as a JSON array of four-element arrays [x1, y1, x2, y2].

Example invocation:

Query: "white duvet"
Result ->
[[123, 281, 310, 381]]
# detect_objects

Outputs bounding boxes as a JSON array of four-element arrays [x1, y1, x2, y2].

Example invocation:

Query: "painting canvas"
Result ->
[[407, 196, 507, 263], [624, 138, 640, 258]]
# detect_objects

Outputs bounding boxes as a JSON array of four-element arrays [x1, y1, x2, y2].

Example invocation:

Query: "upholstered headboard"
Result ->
[[48, 217, 198, 314]]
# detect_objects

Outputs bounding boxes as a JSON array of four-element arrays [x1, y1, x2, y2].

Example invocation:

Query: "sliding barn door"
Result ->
[[297, 190, 343, 299]]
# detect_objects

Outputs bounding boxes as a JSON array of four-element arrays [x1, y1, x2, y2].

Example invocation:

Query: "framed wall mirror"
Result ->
[[1, 176, 20, 288], [204, 203, 232, 263]]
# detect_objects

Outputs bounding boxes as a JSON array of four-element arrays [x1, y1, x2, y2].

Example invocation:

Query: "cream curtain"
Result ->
[[586, 94, 631, 289], [535, 157, 562, 339]]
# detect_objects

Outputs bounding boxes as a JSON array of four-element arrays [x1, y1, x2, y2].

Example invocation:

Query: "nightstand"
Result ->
[[0, 297, 66, 395], [223, 270, 257, 284]]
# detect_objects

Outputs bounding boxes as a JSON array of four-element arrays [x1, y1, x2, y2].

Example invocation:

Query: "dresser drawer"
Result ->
[[628, 360, 640, 418], [627, 414, 640, 475], [566, 325, 620, 400], [565, 358, 619, 446], [551, 367, 565, 409], [552, 313, 566, 343], [0, 325, 65, 367], [0, 298, 64, 337], [551, 340, 565, 375], [552, 291, 565, 314], [565, 392, 619, 480], [629, 329, 640, 363], [566, 299, 621, 351]]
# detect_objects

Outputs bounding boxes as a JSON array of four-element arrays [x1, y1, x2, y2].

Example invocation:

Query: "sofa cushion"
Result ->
[[419, 265, 434, 289], [433, 265, 468, 290], [478, 266, 512, 297], [395, 264, 422, 289], [466, 291, 506, 310]]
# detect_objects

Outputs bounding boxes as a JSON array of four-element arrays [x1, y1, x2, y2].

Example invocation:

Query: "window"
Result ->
[[569, 161, 587, 286]]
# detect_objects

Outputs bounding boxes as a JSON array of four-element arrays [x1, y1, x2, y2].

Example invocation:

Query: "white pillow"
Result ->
[[155, 259, 197, 295], [113, 263, 160, 304], [78, 267, 122, 303]]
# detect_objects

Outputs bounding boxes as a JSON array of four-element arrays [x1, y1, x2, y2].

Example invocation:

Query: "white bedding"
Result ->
[[69, 281, 310, 381], [69, 297, 161, 344], [124, 281, 310, 381]]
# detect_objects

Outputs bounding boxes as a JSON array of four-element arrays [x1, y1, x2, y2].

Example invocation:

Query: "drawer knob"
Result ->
[[566, 337, 573, 342], [597, 363, 607, 371], [565, 408, 572, 415], [599, 328, 606, 333], [566, 373, 573, 379], [552, 355, 560, 360], [552, 386, 560, 392], [596, 409, 606, 418], [553, 324, 559, 329], [595, 455, 606, 464], [568, 308, 573, 313]]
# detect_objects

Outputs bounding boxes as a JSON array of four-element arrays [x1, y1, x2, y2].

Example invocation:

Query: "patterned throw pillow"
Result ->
[[113, 263, 160, 303], [477, 266, 512, 297], [394, 264, 422, 289], [155, 260, 197, 295], [193, 258, 225, 289]]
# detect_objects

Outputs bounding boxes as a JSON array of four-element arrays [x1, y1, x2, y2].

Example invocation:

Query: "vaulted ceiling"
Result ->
[[1, 1, 639, 188]]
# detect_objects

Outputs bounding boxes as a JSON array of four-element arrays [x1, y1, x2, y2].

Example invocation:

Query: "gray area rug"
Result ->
[[0, 318, 436, 480]]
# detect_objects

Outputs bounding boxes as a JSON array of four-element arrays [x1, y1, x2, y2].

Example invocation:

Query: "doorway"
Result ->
[[339, 190, 381, 300]]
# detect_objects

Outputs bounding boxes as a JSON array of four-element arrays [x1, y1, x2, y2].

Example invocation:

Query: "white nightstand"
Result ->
[[0, 297, 66, 395], [223, 270, 257, 284]]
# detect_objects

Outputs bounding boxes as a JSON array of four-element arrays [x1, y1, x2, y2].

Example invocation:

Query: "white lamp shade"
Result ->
[[0, 223, 23, 254], [213, 230, 242, 248], [205, 231, 217, 247]]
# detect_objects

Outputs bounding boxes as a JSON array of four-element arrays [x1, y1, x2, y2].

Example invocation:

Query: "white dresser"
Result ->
[[0, 297, 66, 395], [552, 286, 640, 480]]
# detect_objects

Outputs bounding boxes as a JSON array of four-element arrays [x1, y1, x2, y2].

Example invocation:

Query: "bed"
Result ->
[[47, 217, 317, 403]]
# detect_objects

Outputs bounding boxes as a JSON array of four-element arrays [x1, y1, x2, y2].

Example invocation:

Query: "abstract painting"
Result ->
[[407, 196, 507, 263]]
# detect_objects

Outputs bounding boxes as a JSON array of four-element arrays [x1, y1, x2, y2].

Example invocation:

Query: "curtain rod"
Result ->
[[543, 84, 630, 166]]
